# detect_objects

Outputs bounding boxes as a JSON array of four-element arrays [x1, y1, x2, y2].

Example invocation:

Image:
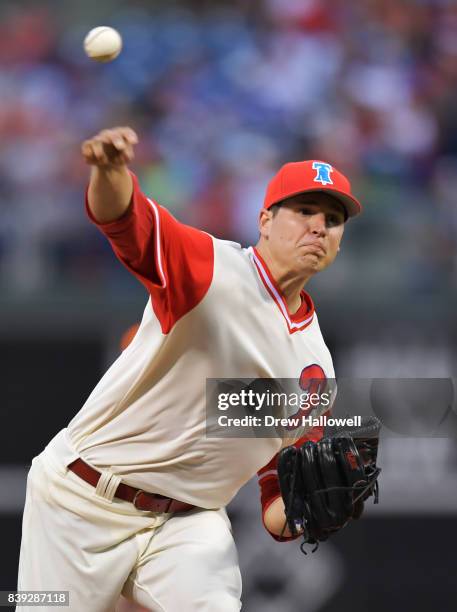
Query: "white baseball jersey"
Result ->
[[54, 173, 335, 509]]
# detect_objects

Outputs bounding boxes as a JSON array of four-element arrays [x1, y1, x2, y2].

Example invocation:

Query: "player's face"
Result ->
[[259, 193, 345, 276]]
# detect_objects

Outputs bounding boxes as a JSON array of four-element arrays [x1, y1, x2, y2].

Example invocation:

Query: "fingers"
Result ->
[[81, 140, 107, 165], [81, 126, 138, 167], [92, 140, 109, 165], [81, 140, 94, 163], [97, 128, 138, 149]]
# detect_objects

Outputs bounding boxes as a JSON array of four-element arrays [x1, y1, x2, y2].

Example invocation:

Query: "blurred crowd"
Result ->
[[1, 0, 457, 301]]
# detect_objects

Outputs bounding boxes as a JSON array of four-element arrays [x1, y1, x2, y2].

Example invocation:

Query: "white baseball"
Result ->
[[84, 26, 122, 63]]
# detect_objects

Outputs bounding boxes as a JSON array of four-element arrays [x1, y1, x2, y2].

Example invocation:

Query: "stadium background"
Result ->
[[1, 0, 456, 610]]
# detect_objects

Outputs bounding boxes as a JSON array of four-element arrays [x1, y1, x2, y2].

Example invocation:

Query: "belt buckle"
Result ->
[[133, 489, 150, 511], [133, 489, 173, 512]]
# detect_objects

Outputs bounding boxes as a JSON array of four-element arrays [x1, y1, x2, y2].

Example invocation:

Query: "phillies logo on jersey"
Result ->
[[299, 364, 327, 397], [312, 161, 334, 186], [284, 364, 327, 430]]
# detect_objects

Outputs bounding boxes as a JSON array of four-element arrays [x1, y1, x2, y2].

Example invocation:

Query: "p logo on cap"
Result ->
[[312, 162, 333, 186]]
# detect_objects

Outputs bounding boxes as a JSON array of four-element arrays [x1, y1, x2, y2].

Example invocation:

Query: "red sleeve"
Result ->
[[86, 172, 214, 334], [257, 422, 325, 542]]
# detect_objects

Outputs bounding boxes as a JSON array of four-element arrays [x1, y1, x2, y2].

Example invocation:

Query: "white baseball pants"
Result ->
[[17, 443, 242, 611]]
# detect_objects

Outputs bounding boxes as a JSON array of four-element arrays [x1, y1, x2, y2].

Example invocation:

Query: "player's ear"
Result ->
[[258, 208, 273, 239]]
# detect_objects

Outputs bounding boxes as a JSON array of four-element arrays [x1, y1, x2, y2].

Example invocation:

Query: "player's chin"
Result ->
[[297, 253, 328, 273]]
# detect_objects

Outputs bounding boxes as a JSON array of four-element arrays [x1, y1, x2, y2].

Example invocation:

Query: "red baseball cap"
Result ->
[[264, 160, 362, 219]]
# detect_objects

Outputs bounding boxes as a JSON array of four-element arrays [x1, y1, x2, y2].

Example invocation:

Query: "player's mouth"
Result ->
[[299, 242, 327, 256]]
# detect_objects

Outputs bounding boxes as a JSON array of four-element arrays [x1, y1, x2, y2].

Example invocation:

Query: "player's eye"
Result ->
[[326, 215, 342, 227], [299, 207, 315, 216]]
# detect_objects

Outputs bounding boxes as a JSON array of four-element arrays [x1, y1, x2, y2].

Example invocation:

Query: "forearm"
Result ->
[[263, 496, 294, 538], [87, 165, 133, 224], [82, 126, 138, 223]]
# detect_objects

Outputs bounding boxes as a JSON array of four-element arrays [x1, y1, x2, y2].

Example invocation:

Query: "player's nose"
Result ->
[[308, 212, 327, 236]]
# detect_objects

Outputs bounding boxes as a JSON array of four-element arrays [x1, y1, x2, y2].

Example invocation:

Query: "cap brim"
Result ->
[[268, 188, 363, 219], [323, 189, 362, 218]]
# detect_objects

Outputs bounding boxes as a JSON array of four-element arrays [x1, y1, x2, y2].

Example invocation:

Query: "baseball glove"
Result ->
[[277, 416, 381, 553]]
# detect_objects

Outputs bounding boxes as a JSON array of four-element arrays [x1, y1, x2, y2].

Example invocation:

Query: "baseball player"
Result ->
[[17, 126, 364, 611]]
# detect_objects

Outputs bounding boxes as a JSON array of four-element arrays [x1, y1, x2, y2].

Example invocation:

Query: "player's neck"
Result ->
[[276, 277, 306, 314], [255, 244, 310, 314]]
